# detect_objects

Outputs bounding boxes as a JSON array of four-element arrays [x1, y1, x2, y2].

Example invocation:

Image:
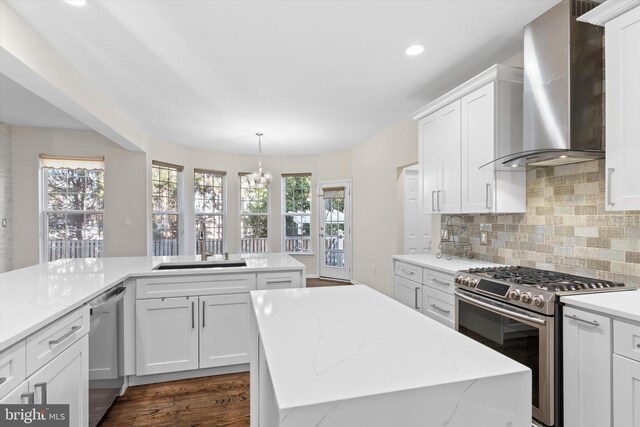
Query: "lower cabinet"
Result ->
[[393, 276, 421, 311], [0, 335, 89, 427], [136, 294, 251, 375], [612, 354, 640, 427], [563, 306, 612, 427]]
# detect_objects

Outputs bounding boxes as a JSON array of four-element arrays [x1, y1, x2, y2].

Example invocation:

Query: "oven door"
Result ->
[[455, 289, 555, 426]]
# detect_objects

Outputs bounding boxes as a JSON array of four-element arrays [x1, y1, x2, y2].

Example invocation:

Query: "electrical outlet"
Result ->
[[480, 230, 489, 246], [1, 218, 6, 228], [124, 218, 132, 227]]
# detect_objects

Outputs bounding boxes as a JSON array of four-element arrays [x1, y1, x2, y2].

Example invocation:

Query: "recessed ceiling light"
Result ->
[[64, 0, 86, 6], [405, 44, 425, 56]]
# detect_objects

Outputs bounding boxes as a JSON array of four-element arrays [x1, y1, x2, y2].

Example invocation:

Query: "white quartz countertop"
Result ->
[[0, 253, 304, 352], [250, 285, 530, 411], [393, 253, 503, 274], [561, 289, 640, 324]]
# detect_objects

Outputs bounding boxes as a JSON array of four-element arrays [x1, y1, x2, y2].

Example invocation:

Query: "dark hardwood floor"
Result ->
[[100, 278, 350, 426]]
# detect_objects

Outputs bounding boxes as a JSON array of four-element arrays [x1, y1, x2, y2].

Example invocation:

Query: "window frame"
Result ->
[[194, 168, 226, 255], [239, 173, 270, 253], [151, 161, 183, 256], [40, 156, 105, 262], [281, 174, 313, 255]]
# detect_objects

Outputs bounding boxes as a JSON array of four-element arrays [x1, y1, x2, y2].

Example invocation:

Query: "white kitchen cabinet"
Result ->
[[418, 100, 461, 214], [579, 2, 640, 210], [460, 81, 525, 213], [136, 297, 199, 375], [415, 64, 525, 215], [0, 379, 29, 404], [563, 306, 612, 427], [422, 269, 455, 328], [393, 276, 421, 311], [200, 293, 250, 368], [613, 354, 640, 427]]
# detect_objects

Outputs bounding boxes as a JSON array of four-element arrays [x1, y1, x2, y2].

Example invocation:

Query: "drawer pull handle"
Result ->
[[266, 278, 292, 284], [401, 269, 415, 275], [21, 392, 34, 405], [564, 314, 599, 327], [431, 278, 449, 286], [49, 326, 81, 346], [431, 304, 451, 314], [34, 382, 47, 404], [0, 377, 6, 386]]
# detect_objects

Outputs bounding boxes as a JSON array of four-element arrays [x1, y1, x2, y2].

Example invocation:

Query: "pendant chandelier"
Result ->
[[248, 132, 272, 188]]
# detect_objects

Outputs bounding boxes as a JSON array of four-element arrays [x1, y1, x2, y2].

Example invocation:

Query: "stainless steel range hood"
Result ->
[[496, 0, 605, 168]]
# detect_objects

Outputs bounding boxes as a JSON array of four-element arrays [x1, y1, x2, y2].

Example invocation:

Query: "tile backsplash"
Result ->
[[444, 160, 640, 288]]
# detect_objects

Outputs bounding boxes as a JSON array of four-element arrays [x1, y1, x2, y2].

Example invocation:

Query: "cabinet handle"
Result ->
[[607, 168, 615, 206], [564, 314, 599, 327], [431, 304, 451, 314], [436, 190, 442, 211], [414, 287, 420, 310], [0, 377, 6, 386], [34, 382, 47, 404], [265, 278, 292, 284], [431, 191, 436, 212], [21, 392, 34, 405], [202, 300, 206, 328], [191, 301, 195, 329], [636, 344, 640, 348], [485, 183, 491, 209], [401, 268, 415, 275], [431, 278, 449, 286], [49, 325, 81, 346]]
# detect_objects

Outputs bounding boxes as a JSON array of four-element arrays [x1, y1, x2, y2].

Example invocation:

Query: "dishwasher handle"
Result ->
[[90, 287, 126, 316]]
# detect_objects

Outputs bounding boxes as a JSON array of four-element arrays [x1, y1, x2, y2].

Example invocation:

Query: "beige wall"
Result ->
[[0, 123, 12, 273], [11, 127, 147, 269], [351, 118, 419, 294]]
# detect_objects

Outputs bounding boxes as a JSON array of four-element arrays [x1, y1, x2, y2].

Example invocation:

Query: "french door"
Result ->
[[317, 181, 351, 281]]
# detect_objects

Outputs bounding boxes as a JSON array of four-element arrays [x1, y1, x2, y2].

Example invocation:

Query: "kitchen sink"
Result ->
[[153, 260, 247, 270]]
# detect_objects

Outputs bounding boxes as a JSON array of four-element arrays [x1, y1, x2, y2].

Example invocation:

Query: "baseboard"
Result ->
[[128, 364, 249, 386], [306, 274, 319, 279], [350, 280, 366, 286]]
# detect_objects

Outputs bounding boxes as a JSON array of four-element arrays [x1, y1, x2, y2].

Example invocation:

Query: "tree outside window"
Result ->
[[283, 175, 311, 253], [42, 157, 104, 261], [194, 169, 225, 254], [240, 174, 269, 253], [152, 162, 182, 255]]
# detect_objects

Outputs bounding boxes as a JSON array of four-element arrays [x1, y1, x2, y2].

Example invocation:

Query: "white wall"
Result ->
[[0, 122, 13, 273], [11, 126, 147, 269], [351, 118, 419, 295]]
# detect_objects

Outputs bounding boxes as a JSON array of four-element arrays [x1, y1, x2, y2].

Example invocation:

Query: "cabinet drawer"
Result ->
[[0, 341, 26, 400], [26, 306, 89, 377], [422, 287, 455, 328], [424, 269, 454, 295], [257, 271, 302, 290], [136, 273, 257, 299], [614, 320, 640, 363], [394, 261, 423, 284]]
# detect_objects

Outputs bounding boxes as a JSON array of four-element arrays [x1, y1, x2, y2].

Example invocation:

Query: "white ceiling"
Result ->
[[6, 0, 559, 155], [0, 74, 88, 130]]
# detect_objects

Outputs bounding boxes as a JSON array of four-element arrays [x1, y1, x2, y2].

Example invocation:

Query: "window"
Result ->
[[41, 155, 105, 261], [283, 174, 312, 254], [239, 174, 269, 253], [194, 169, 225, 254], [152, 161, 182, 255]]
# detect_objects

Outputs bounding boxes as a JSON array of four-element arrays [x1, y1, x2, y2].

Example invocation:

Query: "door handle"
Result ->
[[21, 392, 34, 405], [431, 191, 436, 212], [191, 301, 195, 329], [485, 183, 491, 209], [34, 382, 47, 404], [414, 287, 420, 310], [436, 190, 442, 211], [202, 300, 206, 328], [607, 168, 615, 206], [49, 326, 81, 347]]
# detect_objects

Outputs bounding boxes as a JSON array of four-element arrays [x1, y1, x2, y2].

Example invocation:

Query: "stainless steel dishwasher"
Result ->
[[88, 285, 126, 427]]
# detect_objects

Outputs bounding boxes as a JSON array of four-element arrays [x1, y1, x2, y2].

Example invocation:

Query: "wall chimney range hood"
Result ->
[[493, 0, 605, 168]]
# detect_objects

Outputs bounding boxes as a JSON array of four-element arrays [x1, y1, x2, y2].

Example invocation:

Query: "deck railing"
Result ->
[[48, 240, 103, 261], [196, 239, 224, 255], [284, 237, 311, 253], [153, 239, 179, 256], [241, 238, 268, 253]]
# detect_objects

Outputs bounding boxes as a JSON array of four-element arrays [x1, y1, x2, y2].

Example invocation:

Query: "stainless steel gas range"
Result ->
[[454, 266, 633, 427]]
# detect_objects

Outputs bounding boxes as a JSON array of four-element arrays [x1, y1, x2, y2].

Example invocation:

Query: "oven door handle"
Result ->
[[454, 291, 547, 326]]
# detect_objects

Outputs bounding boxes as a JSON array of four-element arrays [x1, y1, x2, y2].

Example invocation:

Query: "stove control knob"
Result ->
[[462, 277, 470, 286], [521, 292, 532, 304], [508, 289, 521, 301], [469, 279, 479, 288], [455, 275, 463, 284], [533, 296, 544, 307]]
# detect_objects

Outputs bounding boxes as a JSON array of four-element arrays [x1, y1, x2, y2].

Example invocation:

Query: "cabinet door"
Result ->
[[613, 354, 640, 427], [0, 379, 30, 404], [393, 276, 421, 312], [563, 307, 612, 427], [199, 294, 250, 369], [605, 6, 640, 210], [136, 297, 199, 375], [438, 100, 461, 213], [418, 111, 440, 213], [461, 82, 496, 213], [29, 335, 89, 427]]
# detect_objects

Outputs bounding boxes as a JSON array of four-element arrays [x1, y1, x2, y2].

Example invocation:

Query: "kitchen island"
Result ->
[[250, 285, 532, 427]]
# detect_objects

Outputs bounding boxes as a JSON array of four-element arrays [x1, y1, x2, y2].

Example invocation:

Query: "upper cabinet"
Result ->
[[414, 64, 526, 215], [579, 2, 640, 211]]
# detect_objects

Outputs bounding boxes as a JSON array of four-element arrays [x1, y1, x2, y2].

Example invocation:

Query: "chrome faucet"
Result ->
[[197, 219, 213, 261]]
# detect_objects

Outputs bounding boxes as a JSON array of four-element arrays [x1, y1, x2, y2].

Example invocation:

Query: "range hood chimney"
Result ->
[[497, 0, 605, 168]]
